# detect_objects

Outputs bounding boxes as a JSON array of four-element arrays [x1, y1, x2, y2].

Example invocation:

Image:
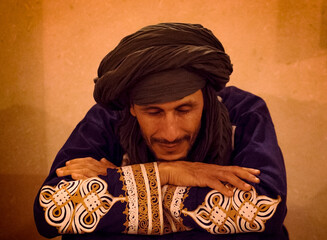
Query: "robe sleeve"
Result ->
[[33, 105, 125, 237], [34, 90, 288, 239], [159, 87, 287, 238], [33, 105, 168, 238], [220, 87, 287, 215], [229, 96, 287, 235], [35, 161, 166, 238]]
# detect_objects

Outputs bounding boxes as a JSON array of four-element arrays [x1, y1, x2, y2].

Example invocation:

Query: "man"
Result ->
[[34, 23, 288, 240]]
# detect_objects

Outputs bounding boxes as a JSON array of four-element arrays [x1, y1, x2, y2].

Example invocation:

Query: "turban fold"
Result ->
[[131, 68, 206, 105], [94, 23, 233, 109]]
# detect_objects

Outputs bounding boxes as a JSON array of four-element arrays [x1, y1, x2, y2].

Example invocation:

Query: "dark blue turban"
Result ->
[[93, 23, 233, 109]]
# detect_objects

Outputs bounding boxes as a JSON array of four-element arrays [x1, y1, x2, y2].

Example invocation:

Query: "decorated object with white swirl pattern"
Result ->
[[182, 185, 281, 234], [39, 177, 126, 234]]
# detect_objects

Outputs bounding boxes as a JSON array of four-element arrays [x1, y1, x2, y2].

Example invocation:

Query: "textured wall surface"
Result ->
[[1, 0, 326, 239]]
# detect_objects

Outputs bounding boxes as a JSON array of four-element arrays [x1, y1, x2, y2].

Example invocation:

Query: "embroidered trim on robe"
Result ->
[[39, 162, 281, 236]]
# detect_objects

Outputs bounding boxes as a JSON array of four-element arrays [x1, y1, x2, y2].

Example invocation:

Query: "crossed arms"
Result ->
[[34, 87, 287, 238]]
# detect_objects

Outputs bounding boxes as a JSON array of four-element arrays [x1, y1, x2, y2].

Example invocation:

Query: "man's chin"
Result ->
[[151, 145, 189, 161]]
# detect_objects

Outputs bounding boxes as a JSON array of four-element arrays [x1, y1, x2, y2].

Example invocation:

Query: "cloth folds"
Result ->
[[93, 23, 233, 109], [130, 68, 206, 105]]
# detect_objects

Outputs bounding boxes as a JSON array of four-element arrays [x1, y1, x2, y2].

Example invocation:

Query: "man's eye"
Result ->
[[147, 111, 161, 116], [177, 108, 191, 114]]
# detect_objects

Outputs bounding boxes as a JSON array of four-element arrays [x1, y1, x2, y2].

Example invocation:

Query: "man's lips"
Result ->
[[157, 142, 180, 150], [151, 135, 191, 153]]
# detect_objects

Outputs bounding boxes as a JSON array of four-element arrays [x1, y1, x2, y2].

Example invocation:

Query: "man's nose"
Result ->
[[161, 113, 180, 142]]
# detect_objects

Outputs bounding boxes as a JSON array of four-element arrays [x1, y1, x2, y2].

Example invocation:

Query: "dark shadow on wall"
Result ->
[[0, 1, 51, 239], [0, 108, 48, 240], [321, 0, 327, 48], [277, 0, 326, 63]]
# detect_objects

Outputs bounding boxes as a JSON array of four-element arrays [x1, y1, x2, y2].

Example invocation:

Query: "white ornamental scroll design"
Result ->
[[182, 186, 281, 234], [39, 177, 126, 234]]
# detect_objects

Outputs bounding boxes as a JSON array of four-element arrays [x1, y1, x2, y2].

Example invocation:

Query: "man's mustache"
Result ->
[[150, 135, 191, 145]]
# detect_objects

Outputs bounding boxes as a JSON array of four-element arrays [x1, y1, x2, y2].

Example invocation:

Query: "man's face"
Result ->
[[130, 89, 204, 161]]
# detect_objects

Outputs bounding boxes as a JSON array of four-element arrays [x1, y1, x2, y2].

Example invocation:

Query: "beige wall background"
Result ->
[[1, 0, 326, 239]]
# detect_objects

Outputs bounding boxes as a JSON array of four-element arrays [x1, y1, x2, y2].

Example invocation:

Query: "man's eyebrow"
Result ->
[[138, 100, 198, 111], [176, 101, 196, 108], [139, 106, 163, 111]]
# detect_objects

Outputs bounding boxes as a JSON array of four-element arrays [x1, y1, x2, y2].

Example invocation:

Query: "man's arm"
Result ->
[[158, 161, 260, 196], [36, 161, 166, 237], [34, 97, 287, 238], [219, 87, 287, 235], [52, 158, 282, 237], [33, 105, 124, 237], [160, 87, 287, 237], [154, 87, 287, 236]]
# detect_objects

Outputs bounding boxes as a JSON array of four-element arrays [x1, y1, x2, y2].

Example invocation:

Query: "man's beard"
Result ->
[[150, 135, 191, 145], [142, 132, 199, 161], [150, 135, 191, 161]]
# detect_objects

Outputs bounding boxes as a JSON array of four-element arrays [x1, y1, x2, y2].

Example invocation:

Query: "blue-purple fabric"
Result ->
[[34, 87, 288, 239]]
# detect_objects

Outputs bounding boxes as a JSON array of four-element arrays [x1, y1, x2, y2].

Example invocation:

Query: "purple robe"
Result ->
[[34, 87, 288, 239]]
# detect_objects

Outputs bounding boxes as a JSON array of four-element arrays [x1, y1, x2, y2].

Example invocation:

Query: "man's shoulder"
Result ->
[[218, 86, 266, 107], [81, 104, 122, 128], [218, 86, 270, 123]]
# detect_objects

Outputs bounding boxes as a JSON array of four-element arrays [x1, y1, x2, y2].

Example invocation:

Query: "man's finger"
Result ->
[[100, 158, 117, 168], [56, 168, 82, 177], [56, 168, 98, 178], [218, 171, 252, 191], [66, 157, 94, 165], [66, 157, 117, 170], [56, 168, 64, 177], [71, 173, 87, 180], [242, 167, 260, 175], [226, 166, 260, 184], [236, 170, 260, 184], [63, 162, 108, 176], [208, 178, 233, 197]]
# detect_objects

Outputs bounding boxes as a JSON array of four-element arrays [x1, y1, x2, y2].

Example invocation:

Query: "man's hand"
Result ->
[[56, 157, 117, 180], [158, 161, 260, 197]]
